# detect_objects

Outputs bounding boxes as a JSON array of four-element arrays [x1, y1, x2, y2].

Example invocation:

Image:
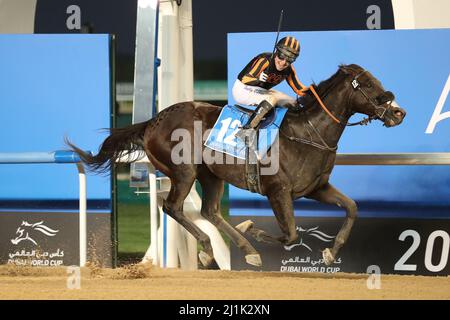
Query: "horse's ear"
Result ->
[[339, 65, 352, 75], [338, 66, 345, 75], [340, 64, 362, 76]]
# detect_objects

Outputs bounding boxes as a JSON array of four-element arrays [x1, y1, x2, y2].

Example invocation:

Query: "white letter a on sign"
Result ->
[[426, 74, 450, 134]]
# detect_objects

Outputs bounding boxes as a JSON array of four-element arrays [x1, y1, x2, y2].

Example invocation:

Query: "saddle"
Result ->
[[204, 104, 289, 194], [234, 104, 277, 129], [233, 105, 280, 194]]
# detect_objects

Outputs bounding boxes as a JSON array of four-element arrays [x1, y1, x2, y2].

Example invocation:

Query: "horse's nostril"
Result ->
[[395, 110, 405, 118]]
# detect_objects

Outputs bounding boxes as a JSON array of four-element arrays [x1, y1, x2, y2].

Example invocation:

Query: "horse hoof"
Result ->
[[322, 248, 335, 266], [245, 254, 262, 267], [198, 250, 213, 267], [236, 220, 254, 233]]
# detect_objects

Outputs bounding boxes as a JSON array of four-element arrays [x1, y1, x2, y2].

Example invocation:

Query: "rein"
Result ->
[[278, 120, 338, 152], [309, 85, 341, 124], [281, 67, 392, 151], [304, 68, 391, 127]]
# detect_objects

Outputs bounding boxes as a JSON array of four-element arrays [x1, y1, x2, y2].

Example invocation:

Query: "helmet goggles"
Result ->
[[276, 49, 296, 63]]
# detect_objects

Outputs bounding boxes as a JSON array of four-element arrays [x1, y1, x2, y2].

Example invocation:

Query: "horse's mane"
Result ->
[[299, 64, 362, 110]]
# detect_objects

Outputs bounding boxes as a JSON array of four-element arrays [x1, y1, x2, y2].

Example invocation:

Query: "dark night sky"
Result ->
[[34, 0, 138, 57], [33, 0, 394, 80], [192, 0, 394, 60]]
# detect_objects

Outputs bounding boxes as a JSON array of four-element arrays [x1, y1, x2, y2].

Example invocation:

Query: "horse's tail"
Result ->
[[65, 120, 150, 175]]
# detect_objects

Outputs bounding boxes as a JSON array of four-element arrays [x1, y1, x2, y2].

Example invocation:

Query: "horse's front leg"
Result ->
[[235, 220, 286, 244], [306, 182, 358, 265], [267, 190, 298, 245], [235, 190, 297, 246]]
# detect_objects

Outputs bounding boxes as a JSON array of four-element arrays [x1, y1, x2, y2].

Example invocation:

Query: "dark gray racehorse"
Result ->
[[67, 64, 406, 268]]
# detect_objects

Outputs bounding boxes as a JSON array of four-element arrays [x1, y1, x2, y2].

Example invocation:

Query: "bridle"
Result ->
[[308, 67, 394, 126], [346, 69, 394, 126], [280, 67, 395, 152]]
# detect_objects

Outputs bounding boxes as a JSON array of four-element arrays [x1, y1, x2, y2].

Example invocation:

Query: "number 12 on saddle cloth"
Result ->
[[204, 104, 288, 160]]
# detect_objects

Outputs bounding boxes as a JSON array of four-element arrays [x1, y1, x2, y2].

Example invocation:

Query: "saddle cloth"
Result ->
[[204, 104, 288, 160]]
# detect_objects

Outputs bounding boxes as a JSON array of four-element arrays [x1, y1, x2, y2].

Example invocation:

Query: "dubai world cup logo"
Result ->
[[11, 221, 59, 246]]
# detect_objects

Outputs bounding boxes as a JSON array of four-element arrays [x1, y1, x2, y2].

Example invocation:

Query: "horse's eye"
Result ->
[[367, 83, 372, 88]]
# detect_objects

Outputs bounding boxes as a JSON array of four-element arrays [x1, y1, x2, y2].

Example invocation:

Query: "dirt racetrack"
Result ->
[[0, 263, 449, 300]]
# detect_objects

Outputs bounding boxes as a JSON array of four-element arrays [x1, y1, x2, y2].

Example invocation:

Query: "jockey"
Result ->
[[233, 36, 308, 140]]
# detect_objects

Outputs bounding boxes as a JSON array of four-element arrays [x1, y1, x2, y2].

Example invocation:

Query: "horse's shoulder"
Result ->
[[283, 108, 306, 125]]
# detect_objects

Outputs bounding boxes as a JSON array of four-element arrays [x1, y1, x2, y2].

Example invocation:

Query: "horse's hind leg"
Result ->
[[163, 172, 215, 268], [306, 182, 358, 266], [197, 169, 262, 267]]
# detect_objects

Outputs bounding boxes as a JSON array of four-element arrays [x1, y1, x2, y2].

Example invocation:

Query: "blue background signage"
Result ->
[[0, 35, 112, 211], [0, 34, 114, 267], [228, 29, 450, 218]]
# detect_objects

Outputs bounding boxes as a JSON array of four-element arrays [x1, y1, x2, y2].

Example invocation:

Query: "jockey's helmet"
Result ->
[[276, 36, 300, 63]]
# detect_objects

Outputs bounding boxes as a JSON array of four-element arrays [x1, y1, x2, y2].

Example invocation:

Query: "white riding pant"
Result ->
[[232, 79, 296, 107]]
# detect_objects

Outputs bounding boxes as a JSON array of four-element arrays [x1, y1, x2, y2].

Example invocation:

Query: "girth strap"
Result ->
[[244, 132, 262, 194]]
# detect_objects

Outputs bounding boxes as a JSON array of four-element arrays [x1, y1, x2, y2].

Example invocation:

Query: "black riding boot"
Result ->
[[235, 100, 274, 143]]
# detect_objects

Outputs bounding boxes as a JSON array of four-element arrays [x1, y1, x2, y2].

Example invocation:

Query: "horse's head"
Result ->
[[341, 64, 406, 127]]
